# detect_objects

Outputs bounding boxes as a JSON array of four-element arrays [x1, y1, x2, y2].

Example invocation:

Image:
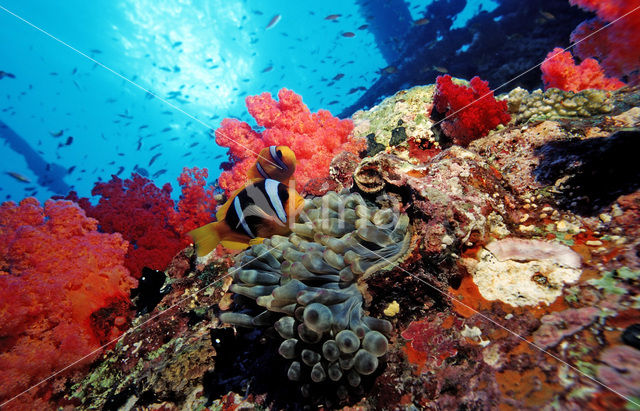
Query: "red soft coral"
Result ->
[[432, 75, 511, 146], [70, 170, 218, 278], [215, 88, 364, 195], [541, 47, 625, 91], [0, 198, 135, 408], [569, 0, 640, 81], [78, 174, 184, 278], [170, 167, 217, 234]]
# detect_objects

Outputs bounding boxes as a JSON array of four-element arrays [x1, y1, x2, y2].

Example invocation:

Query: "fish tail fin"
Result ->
[[188, 222, 222, 257]]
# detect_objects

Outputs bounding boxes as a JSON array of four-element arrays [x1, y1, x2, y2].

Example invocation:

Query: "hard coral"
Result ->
[[569, 0, 640, 81], [0, 198, 135, 408], [541, 48, 625, 92], [432, 75, 510, 146], [215, 88, 365, 195], [219, 190, 413, 398]]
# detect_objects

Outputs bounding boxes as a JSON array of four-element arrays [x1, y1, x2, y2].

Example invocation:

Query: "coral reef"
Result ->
[[0, 198, 136, 409], [541, 48, 625, 92], [218, 190, 412, 398], [350, 85, 439, 156], [215, 88, 366, 195], [464, 238, 583, 307], [432, 75, 511, 146], [13, 80, 640, 411]]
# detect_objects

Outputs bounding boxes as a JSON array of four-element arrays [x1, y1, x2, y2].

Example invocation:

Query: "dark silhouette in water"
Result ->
[[356, 0, 412, 64], [340, 0, 591, 117], [0, 120, 70, 195]]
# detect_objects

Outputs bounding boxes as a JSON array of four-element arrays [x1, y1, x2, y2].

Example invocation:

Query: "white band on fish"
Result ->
[[269, 146, 288, 170], [255, 159, 270, 179], [264, 178, 287, 224], [234, 196, 255, 238]]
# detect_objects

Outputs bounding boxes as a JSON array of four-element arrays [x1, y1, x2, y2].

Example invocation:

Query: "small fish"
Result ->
[[328, 100, 339, 105], [116, 166, 125, 175], [65, 136, 73, 145], [50, 130, 63, 137], [262, 65, 274, 73], [161, 127, 172, 132], [432, 65, 448, 73], [325, 14, 341, 20], [149, 153, 161, 166], [188, 178, 304, 256], [0, 70, 16, 80], [347, 86, 366, 95], [413, 17, 430, 26], [539, 10, 555, 20], [265, 14, 281, 30], [246, 146, 297, 185], [67, 166, 76, 174], [381, 65, 397, 74], [332, 73, 345, 81], [6, 171, 30, 183], [341, 32, 355, 38], [189, 142, 199, 148], [172, 41, 183, 48], [357, 24, 368, 30], [152, 169, 167, 178], [90, 49, 102, 54], [150, 143, 162, 151]]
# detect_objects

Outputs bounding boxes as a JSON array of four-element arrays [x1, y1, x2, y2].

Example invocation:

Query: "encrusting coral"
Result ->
[[506, 86, 616, 124], [219, 190, 413, 397]]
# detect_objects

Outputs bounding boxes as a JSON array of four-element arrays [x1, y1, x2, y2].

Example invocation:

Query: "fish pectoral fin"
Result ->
[[248, 237, 266, 246], [242, 204, 280, 223], [188, 222, 221, 257]]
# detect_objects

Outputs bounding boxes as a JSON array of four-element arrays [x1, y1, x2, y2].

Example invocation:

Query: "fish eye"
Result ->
[[277, 149, 283, 158]]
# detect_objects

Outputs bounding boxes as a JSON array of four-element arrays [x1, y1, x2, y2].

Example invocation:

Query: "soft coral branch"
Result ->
[[215, 88, 364, 195], [541, 47, 625, 92]]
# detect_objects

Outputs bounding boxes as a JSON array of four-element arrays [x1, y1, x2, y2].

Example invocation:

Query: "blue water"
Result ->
[[0, 0, 494, 203]]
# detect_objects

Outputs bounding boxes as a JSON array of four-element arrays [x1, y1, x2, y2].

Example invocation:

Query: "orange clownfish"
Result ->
[[246, 145, 297, 184], [188, 178, 305, 257]]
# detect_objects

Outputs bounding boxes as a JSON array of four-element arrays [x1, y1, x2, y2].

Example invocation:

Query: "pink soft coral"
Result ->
[[0, 198, 135, 408], [569, 0, 640, 81], [541, 47, 625, 91], [215, 88, 364, 195], [432, 75, 511, 146]]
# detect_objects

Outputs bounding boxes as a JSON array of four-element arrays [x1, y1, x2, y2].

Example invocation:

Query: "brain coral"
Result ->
[[219, 190, 413, 398]]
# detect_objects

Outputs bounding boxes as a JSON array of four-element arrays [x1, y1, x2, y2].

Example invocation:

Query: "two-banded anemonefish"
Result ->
[[188, 178, 304, 257], [246, 145, 296, 184], [188, 145, 300, 257]]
